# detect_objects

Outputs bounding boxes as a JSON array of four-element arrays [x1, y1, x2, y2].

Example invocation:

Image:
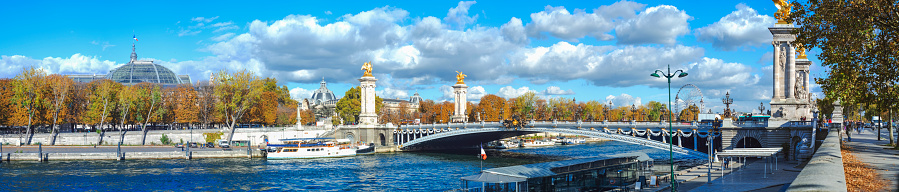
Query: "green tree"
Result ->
[[792, 0, 899, 145], [335, 86, 383, 124], [513, 91, 538, 119]]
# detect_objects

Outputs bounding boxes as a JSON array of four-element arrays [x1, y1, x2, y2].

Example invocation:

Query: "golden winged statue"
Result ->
[[361, 61, 373, 77], [773, 0, 791, 24], [796, 43, 807, 59], [455, 71, 467, 84]]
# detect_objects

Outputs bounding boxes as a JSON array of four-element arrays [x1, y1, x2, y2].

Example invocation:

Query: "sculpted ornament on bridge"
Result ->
[[455, 71, 466, 84], [772, 0, 791, 24], [361, 61, 373, 77]]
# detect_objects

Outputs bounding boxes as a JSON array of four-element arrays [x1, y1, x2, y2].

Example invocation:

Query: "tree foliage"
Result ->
[[792, 0, 899, 144]]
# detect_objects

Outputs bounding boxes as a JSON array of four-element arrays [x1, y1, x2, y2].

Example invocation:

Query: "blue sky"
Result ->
[[0, 0, 824, 113]]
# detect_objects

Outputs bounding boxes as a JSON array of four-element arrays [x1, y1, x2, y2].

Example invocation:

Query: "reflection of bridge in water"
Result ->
[[394, 121, 718, 158]]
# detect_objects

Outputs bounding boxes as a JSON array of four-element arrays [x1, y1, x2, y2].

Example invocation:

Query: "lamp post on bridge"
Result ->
[[631, 104, 637, 122], [758, 102, 766, 115], [605, 101, 611, 122], [651, 64, 688, 192]]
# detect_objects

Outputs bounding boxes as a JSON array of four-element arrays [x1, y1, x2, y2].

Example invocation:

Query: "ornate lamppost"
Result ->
[[651, 64, 688, 191], [722, 92, 734, 118], [758, 102, 766, 116], [631, 104, 637, 122]]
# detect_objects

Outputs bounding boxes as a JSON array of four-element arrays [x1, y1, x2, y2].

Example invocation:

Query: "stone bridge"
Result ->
[[331, 119, 818, 160]]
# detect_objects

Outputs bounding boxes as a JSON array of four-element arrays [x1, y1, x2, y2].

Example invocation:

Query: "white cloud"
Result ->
[[444, 1, 478, 28], [605, 93, 641, 107], [90, 41, 115, 51], [468, 86, 486, 100], [695, 4, 775, 51], [501, 17, 528, 45], [615, 5, 691, 45], [684, 57, 758, 88], [191, 16, 219, 23], [542, 86, 575, 95], [497, 86, 533, 98], [509, 42, 705, 87], [526, 5, 615, 41], [211, 22, 239, 33], [211, 33, 236, 41], [289, 87, 314, 100], [377, 87, 409, 100], [0, 54, 120, 78], [178, 29, 202, 37]]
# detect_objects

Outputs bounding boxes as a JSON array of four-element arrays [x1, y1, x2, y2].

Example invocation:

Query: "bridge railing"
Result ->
[[786, 125, 846, 191]]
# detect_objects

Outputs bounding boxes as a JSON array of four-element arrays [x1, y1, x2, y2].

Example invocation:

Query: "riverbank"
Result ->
[[1, 146, 264, 161]]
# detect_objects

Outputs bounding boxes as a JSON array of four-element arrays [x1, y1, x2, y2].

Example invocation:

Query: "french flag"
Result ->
[[480, 144, 487, 160], [133, 35, 138, 41]]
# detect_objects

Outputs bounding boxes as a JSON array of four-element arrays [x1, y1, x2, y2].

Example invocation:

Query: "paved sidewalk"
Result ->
[[683, 158, 801, 192], [843, 128, 899, 191]]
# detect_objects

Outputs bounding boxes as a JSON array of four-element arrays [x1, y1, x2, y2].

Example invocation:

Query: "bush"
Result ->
[[160, 134, 172, 145], [204, 132, 223, 143]]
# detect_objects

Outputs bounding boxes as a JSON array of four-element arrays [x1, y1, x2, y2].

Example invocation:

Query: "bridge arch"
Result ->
[[399, 127, 707, 158]]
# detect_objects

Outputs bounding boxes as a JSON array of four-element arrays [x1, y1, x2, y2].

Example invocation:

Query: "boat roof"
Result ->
[[462, 153, 649, 183]]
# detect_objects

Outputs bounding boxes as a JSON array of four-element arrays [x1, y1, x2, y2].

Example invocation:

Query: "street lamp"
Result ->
[[632, 104, 637, 122], [651, 64, 688, 191]]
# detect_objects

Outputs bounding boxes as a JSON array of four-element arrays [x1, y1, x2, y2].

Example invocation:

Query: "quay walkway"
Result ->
[[843, 128, 899, 191]]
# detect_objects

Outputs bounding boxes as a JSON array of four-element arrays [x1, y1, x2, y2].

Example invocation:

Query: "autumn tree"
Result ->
[[132, 82, 163, 145], [173, 84, 199, 128], [197, 80, 216, 129], [11, 67, 47, 144], [478, 94, 505, 122], [83, 79, 120, 145], [46, 75, 73, 145], [214, 70, 263, 143], [0, 79, 13, 126], [116, 85, 137, 143]]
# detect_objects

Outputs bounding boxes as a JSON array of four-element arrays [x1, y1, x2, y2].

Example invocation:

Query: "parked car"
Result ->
[[175, 143, 185, 148], [189, 142, 198, 148], [206, 142, 215, 148]]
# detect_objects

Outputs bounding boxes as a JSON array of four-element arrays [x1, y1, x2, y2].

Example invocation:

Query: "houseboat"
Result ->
[[266, 138, 356, 159]]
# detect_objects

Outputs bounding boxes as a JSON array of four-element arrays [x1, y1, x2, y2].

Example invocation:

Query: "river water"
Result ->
[[2, 141, 698, 191]]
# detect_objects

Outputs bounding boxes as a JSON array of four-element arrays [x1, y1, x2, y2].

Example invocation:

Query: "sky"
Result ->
[[0, 0, 825, 114]]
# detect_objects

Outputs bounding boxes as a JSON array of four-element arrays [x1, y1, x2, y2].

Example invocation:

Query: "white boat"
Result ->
[[522, 140, 554, 147], [266, 138, 356, 159]]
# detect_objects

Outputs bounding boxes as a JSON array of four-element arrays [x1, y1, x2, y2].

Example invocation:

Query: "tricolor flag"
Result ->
[[133, 35, 138, 41], [480, 144, 487, 160]]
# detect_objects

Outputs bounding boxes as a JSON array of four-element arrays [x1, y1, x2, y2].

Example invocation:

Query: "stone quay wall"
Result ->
[[0, 127, 331, 146]]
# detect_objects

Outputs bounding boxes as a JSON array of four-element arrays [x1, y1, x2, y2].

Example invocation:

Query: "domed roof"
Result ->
[[409, 92, 422, 104], [311, 78, 337, 105], [105, 44, 183, 85]]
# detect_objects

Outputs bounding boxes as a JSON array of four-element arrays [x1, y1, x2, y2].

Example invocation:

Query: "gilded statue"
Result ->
[[455, 71, 467, 84], [361, 61, 373, 77], [796, 43, 807, 59], [773, 0, 791, 24]]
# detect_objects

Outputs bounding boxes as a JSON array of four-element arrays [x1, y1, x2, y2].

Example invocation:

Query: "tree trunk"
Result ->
[[26, 107, 34, 145], [890, 108, 895, 147], [97, 124, 105, 146], [227, 117, 237, 145]]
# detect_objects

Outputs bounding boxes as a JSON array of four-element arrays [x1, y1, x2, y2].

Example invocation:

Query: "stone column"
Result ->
[[769, 24, 796, 101], [358, 76, 378, 126], [451, 83, 469, 123], [786, 43, 796, 99], [772, 42, 783, 100]]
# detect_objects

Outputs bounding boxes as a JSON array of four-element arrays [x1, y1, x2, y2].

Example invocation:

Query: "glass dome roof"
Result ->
[[311, 78, 337, 105], [105, 44, 182, 85]]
